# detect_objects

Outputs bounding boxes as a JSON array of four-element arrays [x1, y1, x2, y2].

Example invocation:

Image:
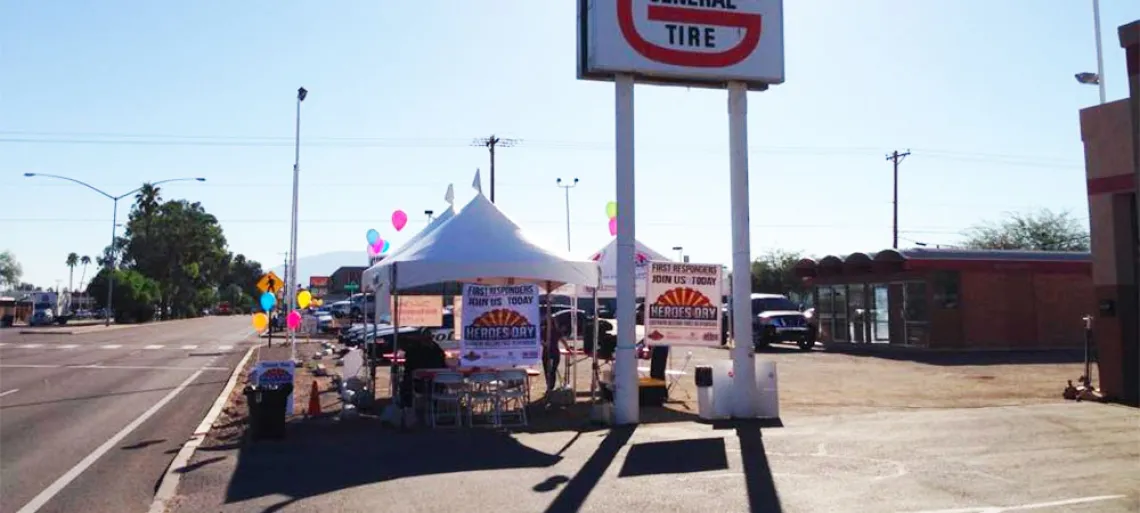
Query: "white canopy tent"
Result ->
[[364, 193, 599, 293], [361, 192, 602, 416], [552, 238, 671, 298]]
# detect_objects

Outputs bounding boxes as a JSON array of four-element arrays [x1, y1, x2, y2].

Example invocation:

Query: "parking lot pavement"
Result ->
[[168, 401, 1138, 513]]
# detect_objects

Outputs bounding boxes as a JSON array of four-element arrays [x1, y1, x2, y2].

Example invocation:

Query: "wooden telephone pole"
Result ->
[[472, 135, 519, 203], [887, 150, 911, 249]]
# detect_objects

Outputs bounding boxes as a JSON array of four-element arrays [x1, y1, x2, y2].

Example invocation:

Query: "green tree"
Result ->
[[751, 249, 809, 302], [961, 209, 1090, 251], [86, 268, 160, 323], [78, 255, 92, 289], [66, 252, 79, 294], [0, 251, 23, 290], [122, 199, 228, 318]]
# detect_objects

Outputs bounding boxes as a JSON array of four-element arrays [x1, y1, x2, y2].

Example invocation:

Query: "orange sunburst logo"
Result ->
[[655, 287, 712, 307], [472, 309, 529, 327]]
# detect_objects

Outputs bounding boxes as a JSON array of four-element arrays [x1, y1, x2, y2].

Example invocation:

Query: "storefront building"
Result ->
[[794, 249, 1092, 350], [1078, 20, 1139, 405]]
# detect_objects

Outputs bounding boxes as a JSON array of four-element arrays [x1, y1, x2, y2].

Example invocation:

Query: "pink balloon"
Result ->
[[392, 210, 408, 232], [286, 310, 301, 330], [371, 238, 384, 254], [608, 217, 617, 236]]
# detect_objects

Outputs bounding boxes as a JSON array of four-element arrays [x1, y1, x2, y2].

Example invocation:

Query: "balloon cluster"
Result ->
[[364, 209, 408, 257], [605, 201, 618, 236], [251, 288, 317, 333]]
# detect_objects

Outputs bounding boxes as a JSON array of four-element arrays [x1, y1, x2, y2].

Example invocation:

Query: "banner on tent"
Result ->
[[644, 261, 724, 346], [392, 296, 443, 327], [459, 284, 541, 368]]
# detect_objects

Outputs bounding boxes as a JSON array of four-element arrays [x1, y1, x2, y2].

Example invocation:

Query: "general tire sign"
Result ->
[[578, 0, 784, 88]]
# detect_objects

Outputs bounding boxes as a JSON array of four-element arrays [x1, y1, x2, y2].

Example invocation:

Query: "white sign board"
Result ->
[[643, 261, 723, 346], [578, 0, 784, 88], [250, 360, 296, 415], [459, 284, 541, 368], [391, 296, 443, 327]]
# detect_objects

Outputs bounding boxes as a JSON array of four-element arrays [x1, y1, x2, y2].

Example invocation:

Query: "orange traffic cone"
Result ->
[[307, 380, 321, 417]]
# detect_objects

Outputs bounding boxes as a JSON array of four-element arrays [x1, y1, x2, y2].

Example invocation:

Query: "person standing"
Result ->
[[543, 323, 567, 393]]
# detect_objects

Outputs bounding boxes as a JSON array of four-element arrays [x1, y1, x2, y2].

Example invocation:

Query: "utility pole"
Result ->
[[886, 150, 911, 249], [472, 135, 519, 203], [556, 177, 579, 252]]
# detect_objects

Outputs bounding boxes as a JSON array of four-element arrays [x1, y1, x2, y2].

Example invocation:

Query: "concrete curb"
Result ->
[[148, 345, 256, 513]]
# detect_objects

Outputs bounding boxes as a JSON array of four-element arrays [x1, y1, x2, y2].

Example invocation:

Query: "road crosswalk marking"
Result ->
[[58, 344, 79, 349], [144, 345, 164, 350], [181, 345, 198, 350], [19, 344, 43, 349], [100, 344, 122, 349]]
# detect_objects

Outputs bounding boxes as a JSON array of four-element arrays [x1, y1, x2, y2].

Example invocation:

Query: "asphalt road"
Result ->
[[0, 316, 255, 513]]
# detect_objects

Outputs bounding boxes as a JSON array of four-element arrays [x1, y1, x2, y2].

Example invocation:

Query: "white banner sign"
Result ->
[[459, 284, 541, 368], [250, 360, 296, 415], [644, 261, 723, 346]]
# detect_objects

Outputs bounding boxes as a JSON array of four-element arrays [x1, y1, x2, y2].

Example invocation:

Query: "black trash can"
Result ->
[[244, 384, 293, 440]]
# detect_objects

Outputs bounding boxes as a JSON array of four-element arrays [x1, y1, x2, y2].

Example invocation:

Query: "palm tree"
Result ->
[[66, 252, 79, 295], [79, 255, 92, 290]]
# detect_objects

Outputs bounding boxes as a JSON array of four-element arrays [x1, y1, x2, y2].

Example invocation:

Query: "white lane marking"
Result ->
[[0, 343, 8, 347], [217, 345, 233, 351], [100, 344, 122, 349], [181, 345, 198, 350], [14, 367, 207, 513], [0, 364, 228, 371], [58, 344, 79, 349], [144, 345, 164, 350], [0, 389, 19, 398], [19, 344, 43, 349], [149, 346, 256, 513], [899, 494, 1129, 513]]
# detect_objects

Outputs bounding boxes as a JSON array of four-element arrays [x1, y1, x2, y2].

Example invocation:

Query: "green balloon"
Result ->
[[605, 201, 618, 219]]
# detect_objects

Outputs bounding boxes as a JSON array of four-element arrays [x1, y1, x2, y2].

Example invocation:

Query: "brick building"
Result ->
[[1078, 20, 1140, 405], [795, 249, 1092, 349]]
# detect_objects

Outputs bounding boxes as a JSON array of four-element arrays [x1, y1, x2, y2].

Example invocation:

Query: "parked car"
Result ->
[[751, 293, 815, 351], [329, 300, 353, 319], [29, 309, 54, 326]]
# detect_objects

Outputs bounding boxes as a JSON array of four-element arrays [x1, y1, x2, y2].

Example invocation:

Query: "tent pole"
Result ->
[[591, 283, 599, 408], [545, 282, 555, 390], [391, 264, 400, 404]]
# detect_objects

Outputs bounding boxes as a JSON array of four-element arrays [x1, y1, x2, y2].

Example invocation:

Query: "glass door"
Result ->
[[872, 284, 890, 343], [848, 283, 866, 343]]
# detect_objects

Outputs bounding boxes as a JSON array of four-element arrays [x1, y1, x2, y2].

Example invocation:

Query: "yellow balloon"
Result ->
[[252, 312, 269, 332], [297, 290, 312, 309]]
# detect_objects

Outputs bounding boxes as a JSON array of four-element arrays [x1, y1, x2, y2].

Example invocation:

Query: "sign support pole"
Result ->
[[613, 73, 639, 425], [728, 81, 758, 418]]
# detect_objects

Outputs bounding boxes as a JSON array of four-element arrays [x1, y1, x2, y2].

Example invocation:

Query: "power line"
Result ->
[[0, 131, 1083, 168]]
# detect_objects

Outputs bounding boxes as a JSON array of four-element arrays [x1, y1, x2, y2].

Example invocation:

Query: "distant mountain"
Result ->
[[270, 251, 366, 288]]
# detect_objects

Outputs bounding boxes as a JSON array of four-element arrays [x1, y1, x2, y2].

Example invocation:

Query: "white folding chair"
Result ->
[[429, 372, 465, 429], [466, 372, 500, 428], [496, 369, 529, 428]]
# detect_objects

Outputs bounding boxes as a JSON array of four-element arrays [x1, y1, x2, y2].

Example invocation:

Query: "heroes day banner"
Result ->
[[460, 283, 541, 367]]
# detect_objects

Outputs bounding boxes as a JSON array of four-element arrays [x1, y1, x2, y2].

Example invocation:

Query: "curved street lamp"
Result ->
[[24, 173, 206, 325]]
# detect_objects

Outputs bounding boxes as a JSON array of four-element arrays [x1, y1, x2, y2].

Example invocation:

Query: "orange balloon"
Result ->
[[252, 312, 269, 332]]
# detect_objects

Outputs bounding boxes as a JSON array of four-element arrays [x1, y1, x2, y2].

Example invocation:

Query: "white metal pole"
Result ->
[[728, 81, 758, 418], [613, 73, 639, 425], [1093, 0, 1107, 104], [294, 94, 307, 362]]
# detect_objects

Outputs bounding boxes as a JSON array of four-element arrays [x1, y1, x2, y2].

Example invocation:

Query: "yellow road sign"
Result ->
[[257, 271, 284, 294]]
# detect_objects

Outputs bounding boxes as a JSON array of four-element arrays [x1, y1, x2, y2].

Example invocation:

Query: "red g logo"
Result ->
[[617, 0, 764, 68]]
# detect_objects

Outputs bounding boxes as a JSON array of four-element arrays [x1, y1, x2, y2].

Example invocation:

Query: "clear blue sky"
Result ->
[[3, 0, 1138, 288]]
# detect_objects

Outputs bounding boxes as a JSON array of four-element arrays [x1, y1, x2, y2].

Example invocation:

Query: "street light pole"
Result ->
[[425, 210, 434, 223], [24, 173, 205, 325], [1093, 0, 1107, 104], [672, 246, 683, 262], [555, 178, 579, 252], [288, 87, 307, 360]]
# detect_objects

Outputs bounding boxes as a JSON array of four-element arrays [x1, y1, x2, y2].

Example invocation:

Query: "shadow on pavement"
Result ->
[[829, 346, 1084, 366], [222, 422, 563, 512], [541, 425, 636, 513], [736, 427, 783, 512]]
